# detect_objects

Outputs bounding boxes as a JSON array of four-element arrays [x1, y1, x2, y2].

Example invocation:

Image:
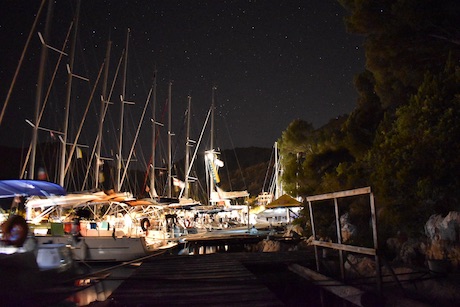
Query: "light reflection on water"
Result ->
[[62, 262, 139, 306]]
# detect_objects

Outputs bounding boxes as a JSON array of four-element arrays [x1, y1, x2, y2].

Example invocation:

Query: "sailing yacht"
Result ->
[[256, 142, 302, 226], [196, 88, 251, 227], [3, 4, 174, 262], [25, 190, 173, 262]]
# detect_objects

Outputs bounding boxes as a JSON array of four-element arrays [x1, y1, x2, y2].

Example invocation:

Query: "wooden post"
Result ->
[[308, 200, 320, 271], [334, 197, 345, 280], [370, 192, 382, 294]]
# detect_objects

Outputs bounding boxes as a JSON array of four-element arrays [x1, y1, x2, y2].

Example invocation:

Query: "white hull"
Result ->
[[35, 235, 161, 262]]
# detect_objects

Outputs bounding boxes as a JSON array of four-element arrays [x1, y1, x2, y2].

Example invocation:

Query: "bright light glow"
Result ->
[[206, 152, 214, 161]]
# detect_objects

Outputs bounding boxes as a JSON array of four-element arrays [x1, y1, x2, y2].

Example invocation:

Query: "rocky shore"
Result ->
[[252, 218, 460, 306]]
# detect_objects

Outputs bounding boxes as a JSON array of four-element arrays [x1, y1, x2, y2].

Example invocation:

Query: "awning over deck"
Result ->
[[265, 194, 302, 209]]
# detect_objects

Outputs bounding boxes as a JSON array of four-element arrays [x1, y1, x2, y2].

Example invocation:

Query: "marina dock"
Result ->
[[104, 249, 317, 306], [21, 226, 447, 307], [179, 227, 275, 254]]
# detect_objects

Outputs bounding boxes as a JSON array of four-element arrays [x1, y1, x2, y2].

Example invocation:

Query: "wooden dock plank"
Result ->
[[106, 252, 314, 306]]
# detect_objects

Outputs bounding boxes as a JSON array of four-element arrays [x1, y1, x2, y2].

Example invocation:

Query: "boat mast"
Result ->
[[30, 0, 53, 180], [117, 28, 130, 192], [208, 86, 216, 203], [1, 0, 46, 126], [167, 81, 173, 198], [179, 106, 211, 200], [274, 141, 281, 199], [121, 84, 153, 187], [184, 95, 192, 199], [95, 40, 112, 190], [210, 86, 216, 151], [150, 69, 158, 198], [60, 0, 80, 186]]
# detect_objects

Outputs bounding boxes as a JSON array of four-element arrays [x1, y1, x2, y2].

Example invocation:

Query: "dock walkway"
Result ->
[[106, 250, 315, 306]]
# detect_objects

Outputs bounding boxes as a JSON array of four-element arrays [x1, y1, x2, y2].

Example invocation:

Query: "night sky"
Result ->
[[0, 1, 364, 159]]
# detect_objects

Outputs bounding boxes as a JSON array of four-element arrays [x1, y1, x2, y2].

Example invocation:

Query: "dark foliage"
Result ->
[[278, 0, 460, 239]]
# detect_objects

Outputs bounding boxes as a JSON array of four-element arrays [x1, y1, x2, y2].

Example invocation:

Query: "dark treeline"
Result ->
[[279, 0, 460, 238]]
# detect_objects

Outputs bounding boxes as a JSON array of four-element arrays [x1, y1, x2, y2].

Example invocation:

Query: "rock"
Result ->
[[283, 224, 303, 237], [425, 214, 444, 240], [446, 244, 460, 270], [340, 213, 357, 243], [262, 240, 280, 252], [424, 211, 460, 270], [399, 239, 425, 266], [441, 212, 460, 241], [251, 239, 281, 252], [425, 212, 460, 241], [345, 254, 376, 278], [425, 240, 447, 260]]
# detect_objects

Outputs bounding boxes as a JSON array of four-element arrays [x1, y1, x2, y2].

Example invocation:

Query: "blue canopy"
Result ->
[[0, 180, 66, 199]]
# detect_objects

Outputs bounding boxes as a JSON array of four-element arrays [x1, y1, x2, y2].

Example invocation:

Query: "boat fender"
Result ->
[[141, 218, 151, 232], [1, 215, 29, 247]]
